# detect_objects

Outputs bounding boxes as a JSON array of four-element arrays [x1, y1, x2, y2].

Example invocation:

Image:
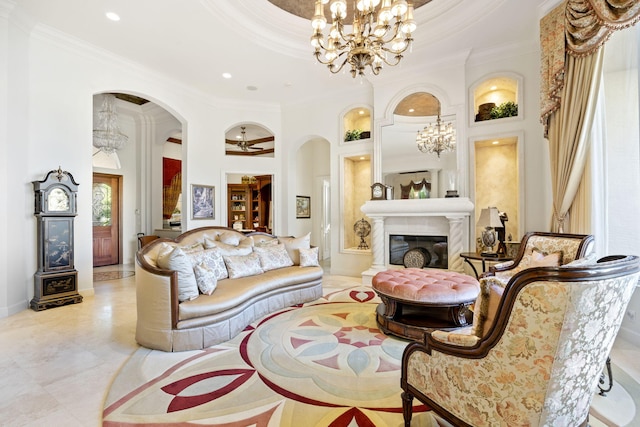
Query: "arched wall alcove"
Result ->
[[91, 90, 186, 265]]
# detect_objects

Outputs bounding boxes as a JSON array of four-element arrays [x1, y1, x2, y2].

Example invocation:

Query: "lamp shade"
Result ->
[[477, 207, 502, 228]]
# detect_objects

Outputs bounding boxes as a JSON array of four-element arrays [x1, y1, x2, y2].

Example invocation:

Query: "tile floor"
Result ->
[[0, 264, 638, 426]]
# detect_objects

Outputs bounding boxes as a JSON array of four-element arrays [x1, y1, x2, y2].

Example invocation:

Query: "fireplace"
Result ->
[[389, 234, 448, 269], [360, 198, 474, 284]]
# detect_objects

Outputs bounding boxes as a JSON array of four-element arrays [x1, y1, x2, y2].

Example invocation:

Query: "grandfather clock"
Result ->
[[31, 167, 82, 311]]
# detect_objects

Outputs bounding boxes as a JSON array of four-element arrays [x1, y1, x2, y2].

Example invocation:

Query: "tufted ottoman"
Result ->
[[372, 268, 480, 340]]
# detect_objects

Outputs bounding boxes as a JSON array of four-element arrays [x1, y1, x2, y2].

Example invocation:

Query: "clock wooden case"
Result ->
[[31, 167, 83, 311]]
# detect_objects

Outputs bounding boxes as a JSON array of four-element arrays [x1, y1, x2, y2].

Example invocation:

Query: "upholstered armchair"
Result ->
[[486, 231, 595, 281], [401, 254, 640, 427]]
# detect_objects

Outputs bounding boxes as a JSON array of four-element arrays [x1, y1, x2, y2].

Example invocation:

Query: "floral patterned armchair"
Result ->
[[486, 231, 595, 281], [401, 254, 640, 427]]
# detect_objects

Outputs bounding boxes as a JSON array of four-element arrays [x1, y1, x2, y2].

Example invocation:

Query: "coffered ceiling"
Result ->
[[14, 0, 551, 106]]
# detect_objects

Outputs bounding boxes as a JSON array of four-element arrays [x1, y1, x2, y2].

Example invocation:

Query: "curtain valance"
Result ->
[[541, 0, 640, 132]]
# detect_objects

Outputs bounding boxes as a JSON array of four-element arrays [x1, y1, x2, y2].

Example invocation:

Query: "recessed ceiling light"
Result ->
[[408, 108, 415, 113], [222, 72, 232, 79], [105, 12, 120, 21], [359, 110, 365, 115], [490, 85, 497, 91], [492, 140, 499, 145], [246, 86, 258, 91]]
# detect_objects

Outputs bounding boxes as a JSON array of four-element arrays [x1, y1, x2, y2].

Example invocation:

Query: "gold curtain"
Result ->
[[541, 0, 640, 233], [163, 172, 182, 220]]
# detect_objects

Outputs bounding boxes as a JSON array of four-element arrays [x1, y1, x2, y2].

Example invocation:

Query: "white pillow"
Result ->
[[250, 235, 279, 247], [205, 240, 253, 256], [278, 233, 311, 265], [254, 243, 294, 271], [156, 246, 199, 302], [299, 246, 320, 267], [223, 253, 264, 279], [187, 248, 228, 280], [217, 230, 246, 246], [193, 262, 218, 295]]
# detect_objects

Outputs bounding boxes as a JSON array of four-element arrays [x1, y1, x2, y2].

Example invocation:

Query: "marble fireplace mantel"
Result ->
[[360, 198, 474, 284]]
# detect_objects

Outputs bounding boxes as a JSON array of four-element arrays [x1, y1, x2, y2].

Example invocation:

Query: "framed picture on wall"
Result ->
[[192, 184, 215, 219], [296, 195, 310, 219]]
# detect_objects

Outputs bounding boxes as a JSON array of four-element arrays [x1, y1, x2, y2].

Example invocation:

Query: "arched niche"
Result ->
[[224, 123, 275, 157], [342, 106, 372, 143], [470, 73, 522, 125], [378, 91, 459, 198]]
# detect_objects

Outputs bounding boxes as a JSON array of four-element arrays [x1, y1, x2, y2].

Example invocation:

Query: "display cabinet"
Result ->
[[227, 175, 272, 232], [31, 167, 82, 311]]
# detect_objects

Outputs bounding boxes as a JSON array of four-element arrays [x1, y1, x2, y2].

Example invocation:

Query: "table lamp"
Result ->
[[477, 207, 502, 256]]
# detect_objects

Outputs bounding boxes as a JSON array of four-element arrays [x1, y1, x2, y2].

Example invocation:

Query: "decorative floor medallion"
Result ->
[[103, 284, 434, 426]]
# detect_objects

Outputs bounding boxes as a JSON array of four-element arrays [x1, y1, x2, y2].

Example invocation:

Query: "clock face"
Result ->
[[47, 188, 70, 212], [373, 186, 383, 198]]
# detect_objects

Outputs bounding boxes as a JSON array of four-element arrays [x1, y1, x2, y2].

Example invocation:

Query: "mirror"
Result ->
[[225, 124, 275, 157], [380, 92, 457, 198]]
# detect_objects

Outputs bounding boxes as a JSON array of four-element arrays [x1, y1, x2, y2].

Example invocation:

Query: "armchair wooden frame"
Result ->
[[401, 254, 639, 427]]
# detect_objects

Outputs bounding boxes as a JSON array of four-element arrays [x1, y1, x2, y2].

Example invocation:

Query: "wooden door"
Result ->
[[92, 173, 122, 266]]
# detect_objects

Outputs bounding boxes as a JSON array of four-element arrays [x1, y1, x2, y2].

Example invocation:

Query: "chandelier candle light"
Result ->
[[311, 0, 416, 78], [416, 111, 456, 158], [93, 94, 128, 154]]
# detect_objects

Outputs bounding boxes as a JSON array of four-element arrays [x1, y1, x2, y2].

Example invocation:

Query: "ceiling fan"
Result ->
[[225, 126, 275, 156]]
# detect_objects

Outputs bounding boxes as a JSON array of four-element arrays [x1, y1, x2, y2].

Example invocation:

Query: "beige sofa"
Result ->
[[135, 226, 323, 352]]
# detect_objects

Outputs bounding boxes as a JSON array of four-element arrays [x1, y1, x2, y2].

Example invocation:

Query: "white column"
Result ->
[[361, 216, 386, 285], [447, 215, 465, 273]]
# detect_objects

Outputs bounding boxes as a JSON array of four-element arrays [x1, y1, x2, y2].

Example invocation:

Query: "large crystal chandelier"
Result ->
[[93, 94, 128, 154], [416, 112, 456, 158], [311, 0, 416, 78]]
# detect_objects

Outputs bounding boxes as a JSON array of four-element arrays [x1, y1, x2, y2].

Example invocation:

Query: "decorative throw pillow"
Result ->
[[204, 239, 253, 256], [180, 242, 205, 253], [254, 244, 294, 271], [187, 248, 228, 280], [156, 246, 199, 302], [250, 235, 279, 247], [193, 262, 218, 295], [529, 248, 563, 268], [561, 252, 597, 268], [223, 253, 264, 279], [472, 277, 506, 338], [217, 230, 246, 246], [278, 233, 311, 265], [299, 246, 320, 267]]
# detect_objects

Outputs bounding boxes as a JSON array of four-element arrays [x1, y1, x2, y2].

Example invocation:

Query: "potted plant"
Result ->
[[344, 129, 363, 141], [490, 101, 518, 119]]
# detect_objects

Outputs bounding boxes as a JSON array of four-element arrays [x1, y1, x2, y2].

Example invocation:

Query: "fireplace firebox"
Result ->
[[389, 234, 448, 269]]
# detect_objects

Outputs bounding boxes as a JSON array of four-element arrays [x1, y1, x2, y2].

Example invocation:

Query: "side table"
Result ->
[[459, 252, 513, 279]]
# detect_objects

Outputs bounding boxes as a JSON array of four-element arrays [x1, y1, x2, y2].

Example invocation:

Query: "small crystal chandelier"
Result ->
[[416, 112, 456, 158], [311, 0, 416, 78], [93, 94, 128, 154]]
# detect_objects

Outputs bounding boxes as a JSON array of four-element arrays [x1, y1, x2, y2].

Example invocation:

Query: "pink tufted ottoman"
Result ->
[[372, 268, 480, 340]]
